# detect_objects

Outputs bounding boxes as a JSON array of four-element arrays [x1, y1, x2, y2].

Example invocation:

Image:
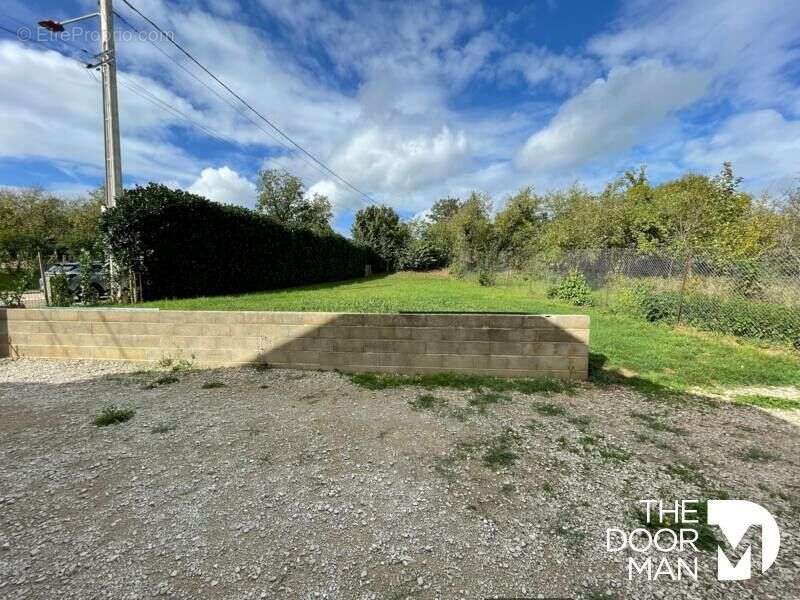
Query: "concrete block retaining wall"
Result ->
[[0, 309, 589, 379]]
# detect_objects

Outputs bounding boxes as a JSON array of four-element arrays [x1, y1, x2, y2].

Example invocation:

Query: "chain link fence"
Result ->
[[524, 247, 800, 349]]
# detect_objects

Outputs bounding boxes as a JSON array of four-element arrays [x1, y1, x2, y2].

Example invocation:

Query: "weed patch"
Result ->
[[567, 415, 592, 431], [94, 405, 134, 427], [201, 381, 226, 389], [598, 444, 631, 463], [741, 447, 778, 462], [665, 461, 704, 485], [631, 411, 688, 435], [456, 429, 522, 470], [534, 402, 567, 416], [158, 357, 194, 372], [409, 394, 448, 411], [524, 419, 543, 431], [468, 391, 511, 412]]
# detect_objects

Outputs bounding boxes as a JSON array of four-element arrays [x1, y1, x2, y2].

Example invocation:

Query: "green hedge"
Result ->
[[100, 184, 382, 300], [635, 287, 800, 348]]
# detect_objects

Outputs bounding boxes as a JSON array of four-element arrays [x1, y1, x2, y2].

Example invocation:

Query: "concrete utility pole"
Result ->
[[39, 1, 124, 207], [99, 0, 123, 209], [39, 0, 124, 298]]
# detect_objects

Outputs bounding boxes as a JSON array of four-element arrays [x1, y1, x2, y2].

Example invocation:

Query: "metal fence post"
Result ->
[[676, 253, 692, 325]]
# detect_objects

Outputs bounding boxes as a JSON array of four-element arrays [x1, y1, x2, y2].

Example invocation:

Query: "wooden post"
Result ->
[[37, 251, 50, 306]]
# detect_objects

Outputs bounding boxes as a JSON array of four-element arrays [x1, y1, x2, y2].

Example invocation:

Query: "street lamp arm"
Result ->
[[37, 12, 99, 33]]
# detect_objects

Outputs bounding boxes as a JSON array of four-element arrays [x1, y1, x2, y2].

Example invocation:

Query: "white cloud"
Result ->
[[333, 126, 469, 197], [4, 0, 800, 222], [516, 60, 708, 171], [500, 47, 598, 94], [684, 110, 800, 189], [588, 0, 800, 113], [188, 166, 257, 208], [0, 41, 205, 183]]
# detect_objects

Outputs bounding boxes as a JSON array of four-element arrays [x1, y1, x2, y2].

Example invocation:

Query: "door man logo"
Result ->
[[606, 499, 781, 582], [707, 500, 780, 581]]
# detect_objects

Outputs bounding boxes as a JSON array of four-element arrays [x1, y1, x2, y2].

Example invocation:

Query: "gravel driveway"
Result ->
[[0, 358, 798, 599]]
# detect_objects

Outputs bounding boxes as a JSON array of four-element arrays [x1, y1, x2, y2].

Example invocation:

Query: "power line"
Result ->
[[114, 72, 234, 145], [1, 17, 289, 166], [113, 9, 299, 154], [118, 0, 375, 203], [0, 20, 234, 156], [115, 7, 371, 198]]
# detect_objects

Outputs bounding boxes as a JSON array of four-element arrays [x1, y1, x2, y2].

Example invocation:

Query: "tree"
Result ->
[[539, 185, 602, 253], [351, 205, 408, 270], [450, 192, 496, 276], [495, 186, 545, 268], [423, 197, 462, 262], [0, 188, 67, 262], [777, 187, 800, 253], [429, 197, 461, 223], [62, 188, 105, 256], [255, 169, 333, 234], [0, 187, 104, 263], [651, 163, 754, 258]]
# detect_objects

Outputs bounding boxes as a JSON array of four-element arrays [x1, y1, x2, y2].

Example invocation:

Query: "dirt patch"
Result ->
[[0, 358, 798, 599]]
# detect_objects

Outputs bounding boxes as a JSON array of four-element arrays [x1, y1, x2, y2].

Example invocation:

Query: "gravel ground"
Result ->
[[0, 358, 798, 600]]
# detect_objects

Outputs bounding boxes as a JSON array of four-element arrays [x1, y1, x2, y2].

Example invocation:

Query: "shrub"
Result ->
[[0, 271, 27, 308], [634, 287, 800, 347], [94, 405, 134, 426], [398, 238, 447, 271], [49, 270, 73, 307], [101, 184, 382, 301], [547, 269, 593, 306], [477, 265, 496, 287], [78, 249, 99, 304]]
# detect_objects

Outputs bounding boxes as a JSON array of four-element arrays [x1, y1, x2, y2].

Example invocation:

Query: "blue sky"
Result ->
[[1, 0, 800, 234]]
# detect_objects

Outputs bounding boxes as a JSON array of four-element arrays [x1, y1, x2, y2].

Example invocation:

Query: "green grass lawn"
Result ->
[[141, 272, 800, 394]]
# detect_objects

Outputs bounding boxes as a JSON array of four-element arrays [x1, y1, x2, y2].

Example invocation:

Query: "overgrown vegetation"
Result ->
[[634, 286, 800, 347], [94, 405, 135, 426]]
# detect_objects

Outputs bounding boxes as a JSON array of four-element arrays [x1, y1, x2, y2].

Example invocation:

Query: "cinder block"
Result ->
[[362, 339, 427, 354], [456, 340, 494, 355], [439, 354, 476, 369], [489, 341, 524, 356], [329, 338, 366, 353]]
